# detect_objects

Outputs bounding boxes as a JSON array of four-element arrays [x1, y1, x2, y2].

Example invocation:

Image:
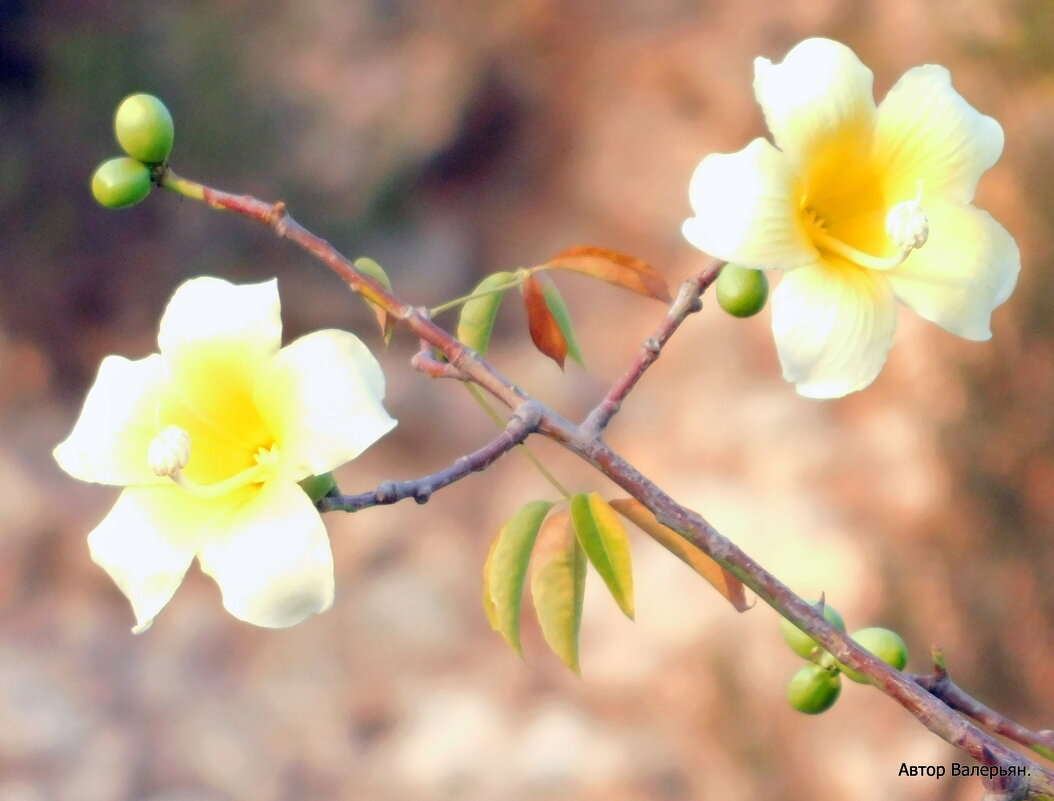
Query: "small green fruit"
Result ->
[[716, 264, 769, 318], [114, 93, 174, 164], [787, 664, 842, 714], [91, 157, 152, 208], [838, 627, 909, 683], [780, 602, 845, 659]]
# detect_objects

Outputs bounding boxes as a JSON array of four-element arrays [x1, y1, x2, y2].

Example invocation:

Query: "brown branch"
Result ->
[[913, 662, 1054, 761], [583, 260, 724, 434], [173, 175, 1054, 798], [318, 400, 542, 512], [411, 338, 469, 380]]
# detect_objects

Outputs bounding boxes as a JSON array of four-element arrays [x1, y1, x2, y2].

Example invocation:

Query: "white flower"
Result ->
[[683, 38, 1020, 398], [54, 277, 396, 631]]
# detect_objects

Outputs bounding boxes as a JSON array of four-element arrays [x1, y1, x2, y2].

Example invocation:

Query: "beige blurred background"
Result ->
[[2, 1, 1053, 799]]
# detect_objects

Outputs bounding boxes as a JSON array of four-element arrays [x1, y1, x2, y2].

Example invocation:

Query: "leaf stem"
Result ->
[[429, 272, 528, 317]]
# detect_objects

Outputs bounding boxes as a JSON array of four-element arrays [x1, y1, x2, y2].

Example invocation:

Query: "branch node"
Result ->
[[375, 480, 399, 504]]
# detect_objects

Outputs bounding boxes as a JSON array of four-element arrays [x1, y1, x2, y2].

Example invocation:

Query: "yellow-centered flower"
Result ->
[[54, 277, 396, 631], [683, 38, 1020, 398]]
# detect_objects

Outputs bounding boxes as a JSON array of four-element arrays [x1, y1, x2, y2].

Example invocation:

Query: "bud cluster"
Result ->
[[91, 94, 175, 209]]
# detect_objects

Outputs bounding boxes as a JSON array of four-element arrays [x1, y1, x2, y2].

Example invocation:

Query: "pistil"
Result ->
[[148, 426, 279, 498], [806, 183, 929, 271]]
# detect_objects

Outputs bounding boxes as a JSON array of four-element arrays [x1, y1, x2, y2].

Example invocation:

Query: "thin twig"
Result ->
[[583, 260, 724, 434], [319, 400, 543, 512], [411, 339, 469, 380], [913, 669, 1054, 760]]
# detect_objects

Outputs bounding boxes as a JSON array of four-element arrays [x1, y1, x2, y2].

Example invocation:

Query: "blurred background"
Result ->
[[2, 0, 1053, 799]]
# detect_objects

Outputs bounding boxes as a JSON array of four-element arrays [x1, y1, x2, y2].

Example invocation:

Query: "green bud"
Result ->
[[114, 93, 175, 164], [299, 472, 338, 503], [91, 157, 152, 208], [716, 264, 769, 318], [838, 627, 909, 683], [780, 601, 845, 659], [787, 664, 841, 714]]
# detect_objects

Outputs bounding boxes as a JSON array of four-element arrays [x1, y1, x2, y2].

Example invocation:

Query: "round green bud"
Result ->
[[114, 93, 174, 164], [780, 601, 846, 659], [91, 157, 152, 208], [838, 627, 909, 683], [787, 664, 842, 715], [716, 264, 769, 318]]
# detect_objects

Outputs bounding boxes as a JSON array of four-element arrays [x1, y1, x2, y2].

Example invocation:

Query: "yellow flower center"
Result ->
[[803, 173, 929, 272], [149, 425, 281, 498]]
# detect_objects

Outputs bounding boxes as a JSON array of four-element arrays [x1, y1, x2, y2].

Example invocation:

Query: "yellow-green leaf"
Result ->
[[482, 499, 554, 655], [536, 273, 585, 368], [354, 257, 395, 342], [481, 533, 501, 632], [571, 492, 634, 619], [609, 498, 749, 612], [530, 510, 586, 673], [541, 246, 672, 303], [457, 271, 516, 355]]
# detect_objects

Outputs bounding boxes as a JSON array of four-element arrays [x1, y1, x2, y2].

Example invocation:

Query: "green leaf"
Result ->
[[536, 273, 585, 368], [571, 492, 635, 619], [354, 257, 395, 342], [530, 510, 586, 673], [482, 499, 554, 655], [457, 271, 516, 355], [353, 257, 393, 290]]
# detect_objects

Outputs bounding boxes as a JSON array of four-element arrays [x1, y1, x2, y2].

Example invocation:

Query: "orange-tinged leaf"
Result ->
[[354, 257, 396, 342], [530, 510, 586, 673], [609, 498, 749, 612], [542, 246, 672, 303], [571, 492, 634, 619], [457, 271, 516, 355], [536, 273, 585, 368], [482, 499, 554, 655], [522, 274, 568, 368]]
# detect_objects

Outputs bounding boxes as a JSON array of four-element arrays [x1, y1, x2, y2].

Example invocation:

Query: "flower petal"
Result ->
[[754, 38, 876, 176], [886, 201, 1020, 340], [196, 481, 335, 628], [54, 354, 169, 487], [87, 485, 220, 632], [158, 278, 280, 481], [158, 276, 282, 359], [873, 65, 1004, 205], [683, 138, 817, 270], [771, 260, 897, 398], [254, 330, 397, 478]]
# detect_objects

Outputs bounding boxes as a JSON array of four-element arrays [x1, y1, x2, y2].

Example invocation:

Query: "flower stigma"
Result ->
[[885, 182, 929, 252], [149, 425, 281, 499], [805, 181, 928, 272]]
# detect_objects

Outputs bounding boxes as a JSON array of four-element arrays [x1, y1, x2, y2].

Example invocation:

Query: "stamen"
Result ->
[[148, 426, 191, 477], [806, 182, 929, 271], [168, 461, 274, 498], [148, 426, 280, 498]]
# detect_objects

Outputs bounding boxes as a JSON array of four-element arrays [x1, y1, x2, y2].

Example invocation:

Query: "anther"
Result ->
[[148, 426, 191, 477], [886, 182, 928, 252]]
